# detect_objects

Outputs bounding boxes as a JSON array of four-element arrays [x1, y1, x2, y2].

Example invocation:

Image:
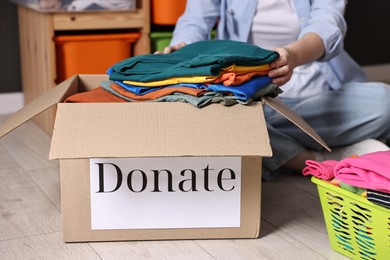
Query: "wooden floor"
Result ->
[[0, 113, 348, 260]]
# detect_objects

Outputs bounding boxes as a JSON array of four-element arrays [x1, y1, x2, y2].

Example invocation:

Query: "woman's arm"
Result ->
[[269, 32, 325, 86], [269, 0, 347, 86], [169, 0, 221, 46], [298, 0, 348, 61]]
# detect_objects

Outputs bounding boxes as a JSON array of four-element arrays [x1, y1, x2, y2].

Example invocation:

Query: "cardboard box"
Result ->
[[0, 74, 329, 242]]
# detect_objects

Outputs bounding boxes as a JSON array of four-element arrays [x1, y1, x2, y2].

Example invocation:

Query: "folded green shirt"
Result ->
[[109, 40, 279, 82]]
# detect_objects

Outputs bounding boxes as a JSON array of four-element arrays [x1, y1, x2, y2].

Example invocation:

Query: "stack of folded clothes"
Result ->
[[65, 40, 283, 107]]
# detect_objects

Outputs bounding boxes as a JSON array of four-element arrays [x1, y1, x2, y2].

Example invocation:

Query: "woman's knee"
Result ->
[[362, 82, 390, 130]]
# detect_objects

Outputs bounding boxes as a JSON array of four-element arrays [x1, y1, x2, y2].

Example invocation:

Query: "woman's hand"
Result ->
[[269, 33, 325, 86], [154, 42, 187, 54], [268, 47, 297, 86]]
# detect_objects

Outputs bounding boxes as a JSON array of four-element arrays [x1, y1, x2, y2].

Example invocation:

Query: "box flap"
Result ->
[[262, 97, 331, 152], [0, 75, 79, 139], [49, 102, 272, 159]]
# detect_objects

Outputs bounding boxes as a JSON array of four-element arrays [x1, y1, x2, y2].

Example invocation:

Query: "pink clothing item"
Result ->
[[334, 150, 390, 194], [302, 160, 338, 180]]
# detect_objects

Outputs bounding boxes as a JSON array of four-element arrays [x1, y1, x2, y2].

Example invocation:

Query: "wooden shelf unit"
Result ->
[[17, 0, 150, 134]]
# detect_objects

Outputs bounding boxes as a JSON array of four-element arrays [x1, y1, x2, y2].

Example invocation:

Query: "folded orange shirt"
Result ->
[[211, 70, 270, 86], [64, 87, 127, 103]]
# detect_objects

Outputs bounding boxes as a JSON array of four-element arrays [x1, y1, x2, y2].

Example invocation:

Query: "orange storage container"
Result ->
[[54, 32, 140, 83], [152, 0, 187, 25]]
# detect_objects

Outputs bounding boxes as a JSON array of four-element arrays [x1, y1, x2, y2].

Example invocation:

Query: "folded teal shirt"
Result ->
[[108, 40, 279, 82]]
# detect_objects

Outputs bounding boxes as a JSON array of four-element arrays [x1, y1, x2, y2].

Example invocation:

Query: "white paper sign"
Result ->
[[89, 157, 241, 230]]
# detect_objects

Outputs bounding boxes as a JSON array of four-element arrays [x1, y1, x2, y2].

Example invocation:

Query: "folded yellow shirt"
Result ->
[[221, 63, 271, 73], [124, 75, 218, 86]]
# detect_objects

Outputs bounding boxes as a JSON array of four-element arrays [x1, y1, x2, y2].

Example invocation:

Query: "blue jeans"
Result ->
[[262, 81, 390, 175]]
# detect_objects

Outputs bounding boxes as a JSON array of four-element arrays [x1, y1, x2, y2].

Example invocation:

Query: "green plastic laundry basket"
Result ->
[[312, 177, 390, 259]]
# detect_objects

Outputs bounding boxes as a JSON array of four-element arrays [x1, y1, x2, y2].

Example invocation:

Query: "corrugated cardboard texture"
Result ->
[[60, 156, 262, 242], [0, 74, 109, 139], [262, 97, 331, 152], [0, 75, 78, 138], [50, 102, 272, 159]]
